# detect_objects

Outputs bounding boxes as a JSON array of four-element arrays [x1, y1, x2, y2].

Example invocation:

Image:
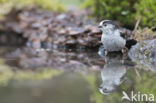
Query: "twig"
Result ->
[[134, 68, 141, 80], [133, 17, 141, 33]]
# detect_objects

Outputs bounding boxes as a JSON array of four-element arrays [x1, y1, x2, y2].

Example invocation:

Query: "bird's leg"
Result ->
[[122, 47, 128, 60], [122, 47, 128, 54]]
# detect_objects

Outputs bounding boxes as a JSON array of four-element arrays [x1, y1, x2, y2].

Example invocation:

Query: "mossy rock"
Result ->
[[128, 39, 156, 71]]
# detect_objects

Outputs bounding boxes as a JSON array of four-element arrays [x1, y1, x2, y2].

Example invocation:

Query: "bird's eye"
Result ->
[[104, 88, 107, 91], [103, 23, 107, 26]]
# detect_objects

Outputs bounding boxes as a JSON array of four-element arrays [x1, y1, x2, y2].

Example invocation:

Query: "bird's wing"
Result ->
[[119, 28, 137, 49], [119, 28, 133, 39]]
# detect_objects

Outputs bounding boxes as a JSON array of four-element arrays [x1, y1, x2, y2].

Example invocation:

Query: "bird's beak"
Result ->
[[98, 25, 102, 28]]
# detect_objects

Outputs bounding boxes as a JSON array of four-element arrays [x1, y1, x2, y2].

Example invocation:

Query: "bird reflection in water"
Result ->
[[98, 48, 129, 95]]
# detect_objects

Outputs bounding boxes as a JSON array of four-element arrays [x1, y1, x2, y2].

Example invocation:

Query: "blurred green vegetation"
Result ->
[[0, 0, 64, 10], [135, 0, 156, 27], [83, 0, 156, 28], [60, 0, 84, 7], [0, 0, 64, 17]]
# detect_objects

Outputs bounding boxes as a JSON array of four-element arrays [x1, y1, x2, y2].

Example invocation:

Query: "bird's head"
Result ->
[[98, 20, 119, 33], [98, 83, 117, 95]]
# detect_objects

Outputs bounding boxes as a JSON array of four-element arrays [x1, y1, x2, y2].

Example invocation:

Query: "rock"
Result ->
[[66, 27, 87, 36], [128, 39, 156, 71], [85, 25, 101, 35]]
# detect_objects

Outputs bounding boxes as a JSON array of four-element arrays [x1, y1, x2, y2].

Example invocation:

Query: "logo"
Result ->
[[122, 91, 154, 102]]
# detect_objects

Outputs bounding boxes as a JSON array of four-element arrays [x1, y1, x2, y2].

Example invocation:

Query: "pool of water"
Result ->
[[0, 47, 155, 103]]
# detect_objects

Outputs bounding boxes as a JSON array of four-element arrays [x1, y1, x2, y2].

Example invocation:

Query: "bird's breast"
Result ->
[[101, 34, 126, 51]]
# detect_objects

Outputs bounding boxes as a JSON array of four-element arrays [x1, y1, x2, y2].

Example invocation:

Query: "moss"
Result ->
[[83, 0, 137, 28], [135, 0, 156, 27], [83, 0, 156, 27]]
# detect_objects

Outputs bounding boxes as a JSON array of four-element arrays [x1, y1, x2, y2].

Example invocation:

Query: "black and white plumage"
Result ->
[[98, 20, 136, 55]]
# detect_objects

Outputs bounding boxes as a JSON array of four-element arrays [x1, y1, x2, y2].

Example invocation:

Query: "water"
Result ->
[[0, 47, 156, 103]]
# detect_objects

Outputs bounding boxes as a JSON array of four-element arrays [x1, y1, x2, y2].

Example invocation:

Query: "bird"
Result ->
[[98, 20, 127, 55]]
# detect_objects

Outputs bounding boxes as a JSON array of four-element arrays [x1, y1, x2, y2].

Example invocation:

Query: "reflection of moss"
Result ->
[[14, 69, 63, 81], [0, 58, 13, 86], [135, 70, 156, 96], [122, 68, 156, 103], [0, 58, 63, 86], [84, 74, 103, 103]]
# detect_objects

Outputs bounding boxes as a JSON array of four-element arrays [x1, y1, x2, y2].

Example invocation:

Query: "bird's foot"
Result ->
[[98, 46, 108, 57]]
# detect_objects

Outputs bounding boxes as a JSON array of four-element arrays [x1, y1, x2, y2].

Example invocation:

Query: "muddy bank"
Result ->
[[1, 6, 135, 49], [1, 7, 101, 49]]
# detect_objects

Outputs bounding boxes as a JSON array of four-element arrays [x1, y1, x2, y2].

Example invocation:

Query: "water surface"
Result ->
[[0, 47, 155, 103]]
